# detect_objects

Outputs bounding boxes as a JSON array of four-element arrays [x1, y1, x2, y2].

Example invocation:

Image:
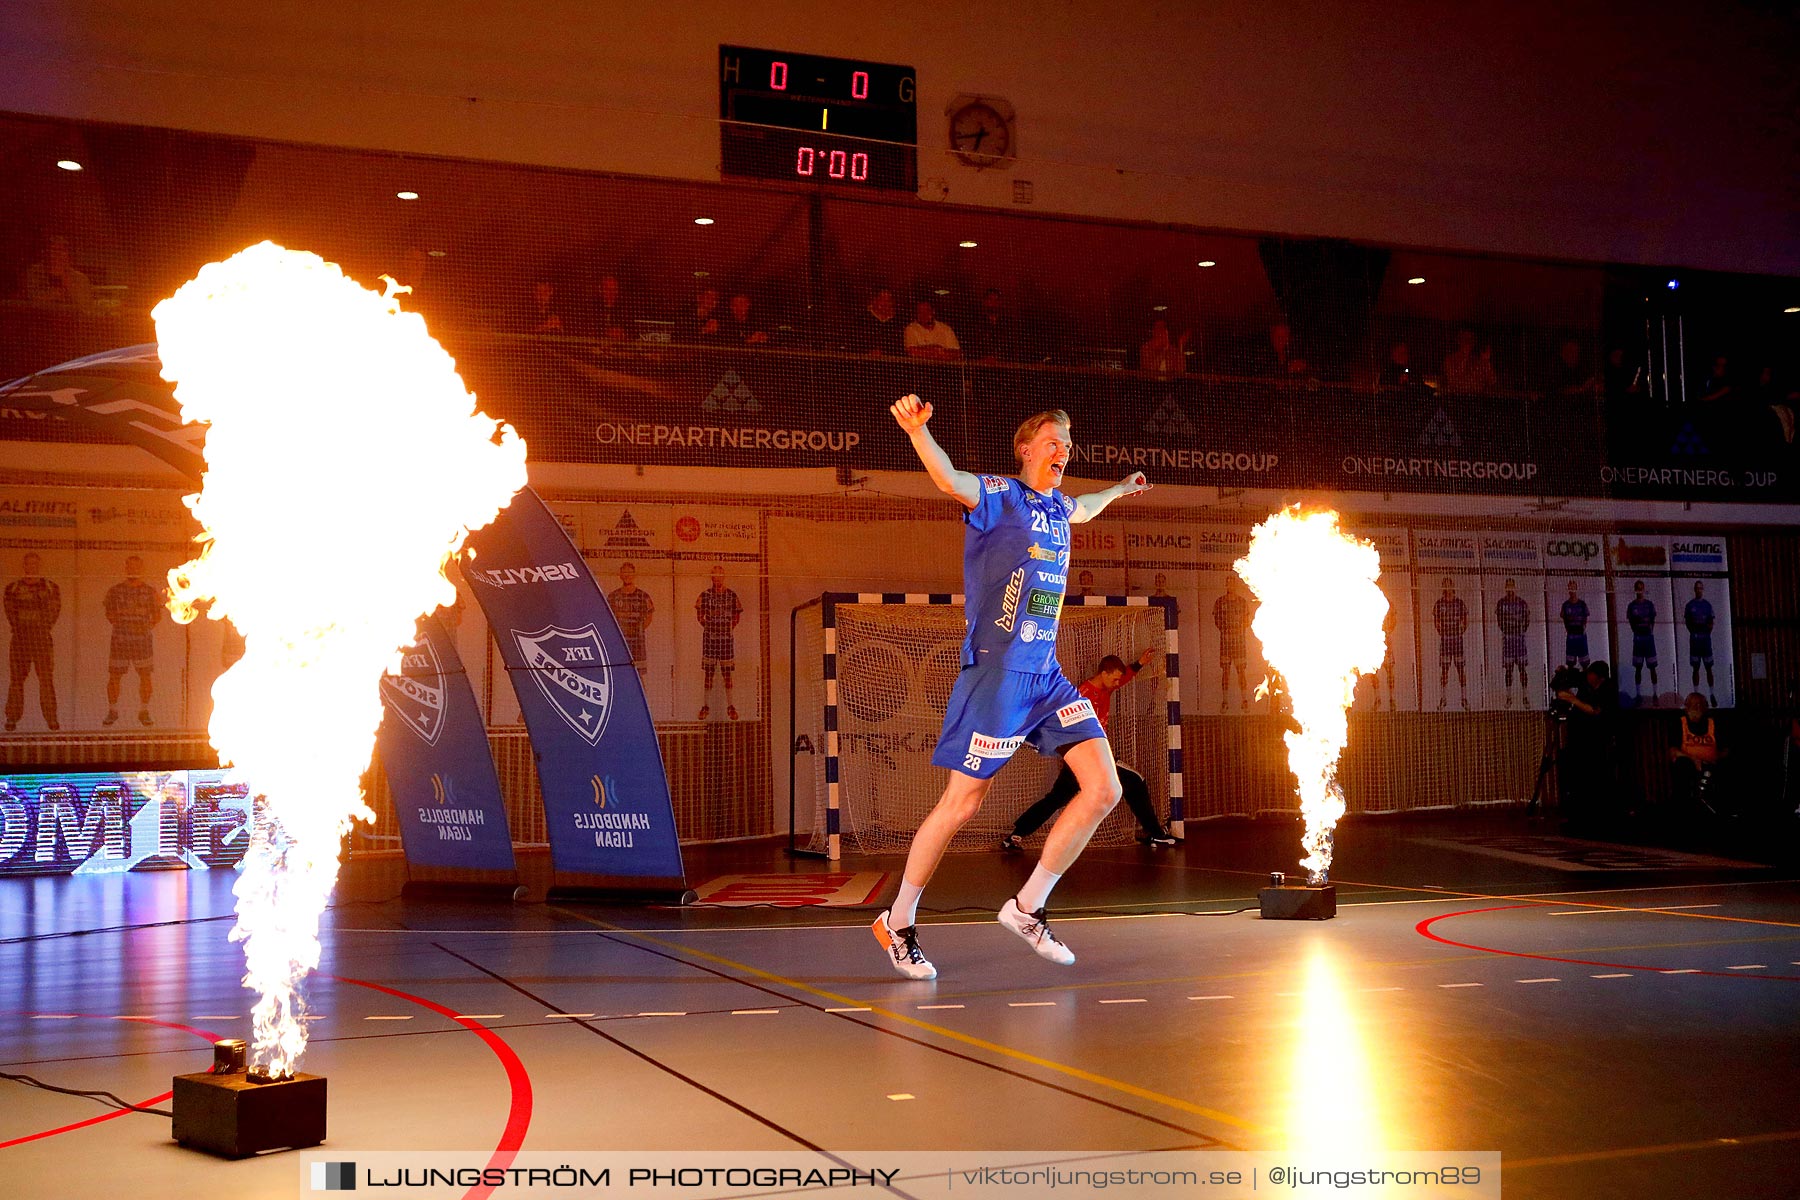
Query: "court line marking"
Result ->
[[1546, 904, 1724, 915], [636, 1011, 688, 1017], [1098, 998, 1148, 1004], [1591, 973, 1633, 979], [1008, 1001, 1057, 1007], [1416, 907, 1800, 981], [586, 928, 1241, 1148], [549, 906, 1269, 1136], [363, 1015, 413, 1020], [731, 1009, 780, 1015], [1505, 1127, 1800, 1171], [916, 1004, 964, 1010], [1438, 982, 1483, 988], [1517, 978, 1560, 984], [1726, 965, 1767, 970]]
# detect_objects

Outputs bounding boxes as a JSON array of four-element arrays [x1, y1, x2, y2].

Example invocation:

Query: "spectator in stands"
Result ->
[[684, 287, 723, 343], [1249, 319, 1306, 379], [1698, 355, 1734, 407], [962, 288, 1018, 363], [1667, 691, 1723, 815], [725, 293, 770, 346], [1378, 340, 1426, 392], [904, 299, 962, 361], [1072, 569, 1096, 599], [21, 234, 93, 311], [594, 274, 630, 341], [1551, 338, 1601, 396], [517, 280, 565, 334], [1138, 318, 1190, 377], [1604, 347, 1643, 405], [1442, 329, 1498, 394], [848, 287, 904, 355]]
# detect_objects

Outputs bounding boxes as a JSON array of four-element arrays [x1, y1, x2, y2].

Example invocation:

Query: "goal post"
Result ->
[[791, 592, 1182, 861]]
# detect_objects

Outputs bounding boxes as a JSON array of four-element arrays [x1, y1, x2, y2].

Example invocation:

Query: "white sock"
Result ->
[[889, 880, 925, 929], [1016, 864, 1062, 913]]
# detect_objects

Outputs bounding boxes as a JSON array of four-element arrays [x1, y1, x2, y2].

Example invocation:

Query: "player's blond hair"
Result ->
[[1012, 409, 1071, 462]]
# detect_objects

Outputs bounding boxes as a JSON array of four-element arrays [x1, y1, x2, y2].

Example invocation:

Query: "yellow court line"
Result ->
[[548, 905, 1270, 1136], [1505, 1127, 1800, 1170]]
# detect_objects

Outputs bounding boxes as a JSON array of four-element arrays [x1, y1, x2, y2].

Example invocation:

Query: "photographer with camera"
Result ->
[[1555, 660, 1619, 832]]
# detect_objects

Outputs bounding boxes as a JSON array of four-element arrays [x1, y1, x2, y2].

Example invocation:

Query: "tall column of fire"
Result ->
[[155, 242, 527, 1077], [1234, 507, 1387, 884]]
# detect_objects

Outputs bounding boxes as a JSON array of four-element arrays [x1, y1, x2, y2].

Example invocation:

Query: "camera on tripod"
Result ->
[[1547, 665, 1586, 719]]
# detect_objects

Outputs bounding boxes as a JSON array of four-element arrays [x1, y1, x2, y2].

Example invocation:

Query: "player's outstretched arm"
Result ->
[[890, 393, 979, 509], [1071, 472, 1152, 523]]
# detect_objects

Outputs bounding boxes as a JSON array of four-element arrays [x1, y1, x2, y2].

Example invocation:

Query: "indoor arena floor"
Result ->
[[4, 815, 1798, 1199]]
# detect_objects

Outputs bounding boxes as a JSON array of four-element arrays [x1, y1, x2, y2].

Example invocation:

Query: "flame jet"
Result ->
[[1234, 507, 1387, 884], [155, 242, 527, 1077]]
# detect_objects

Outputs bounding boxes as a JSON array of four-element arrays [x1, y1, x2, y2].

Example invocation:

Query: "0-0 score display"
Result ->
[[719, 45, 918, 191]]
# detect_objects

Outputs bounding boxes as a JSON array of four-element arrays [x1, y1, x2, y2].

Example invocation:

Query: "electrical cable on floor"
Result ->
[[0, 1070, 172, 1118]]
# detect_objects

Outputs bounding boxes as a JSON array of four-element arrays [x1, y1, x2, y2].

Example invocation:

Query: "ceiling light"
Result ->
[[1666, 279, 1680, 290], [396, 190, 419, 201], [56, 159, 82, 172], [933, 288, 950, 296], [1196, 260, 1216, 268], [1152, 305, 1169, 312], [427, 250, 447, 258], [694, 217, 714, 225], [1784, 306, 1798, 314], [693, 270, 710, 278], [958, 240, 978, 248], [1407, 277, 1426, 285]]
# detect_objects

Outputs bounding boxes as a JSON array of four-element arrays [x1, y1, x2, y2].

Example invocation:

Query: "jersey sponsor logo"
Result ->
[[1026, 544, 1058, 562], [1020, 619, 1038, 642], [982, 475, 1008, 494], [1026, 589, 1062, 619], [994, 567, 1026, 632], [1030, 508, 1070, 544], [968, 731, 1025, 758], [1057, 699, 1097, 727], [1545, 539, 1600, 560], [1036, 571, 1067, 586], [513, 624, 614, 745]]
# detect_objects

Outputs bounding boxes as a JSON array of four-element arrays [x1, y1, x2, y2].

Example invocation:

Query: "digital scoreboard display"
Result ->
[[719, 45, 917, 191]]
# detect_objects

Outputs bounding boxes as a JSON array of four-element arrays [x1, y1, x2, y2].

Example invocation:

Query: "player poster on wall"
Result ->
[[1669, 536, 1734, 709], [1180, 526, 1261, 715], [1349, 528, 1416, 712], [1479, 533, 1546, 711], [1414, 533, 1483, 712], [675, 561, 758, 722], [597, 557, 674, 720], [1608, 534, 1678, 709], [0, 547, 74, 735], [1541, 534, 1611, 692], [71, 549, 191, 731]]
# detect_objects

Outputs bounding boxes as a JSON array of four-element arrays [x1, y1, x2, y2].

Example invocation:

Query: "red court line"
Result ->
[[1415, 905, 1800, 981], [333, 974, 533, 1200], [0, 1014, 223, 1150]]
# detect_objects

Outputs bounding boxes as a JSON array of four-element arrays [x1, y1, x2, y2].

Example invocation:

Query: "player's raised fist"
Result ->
[[1119, 471, 1152, 497], [890, 393, 933, 431]]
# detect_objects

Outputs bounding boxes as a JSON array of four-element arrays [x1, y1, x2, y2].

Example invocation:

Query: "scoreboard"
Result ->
[[719, 45, 918, 191]]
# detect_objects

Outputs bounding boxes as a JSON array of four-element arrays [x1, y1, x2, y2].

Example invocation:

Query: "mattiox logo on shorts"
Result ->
[[1057, 698, 1096, 727], [994, 567, 1025, 632], [968, 732, 1026, 759]]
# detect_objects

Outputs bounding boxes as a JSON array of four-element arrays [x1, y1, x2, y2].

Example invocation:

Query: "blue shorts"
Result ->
[[1689, 635, 1713, 665], [1564, 633, 1589, 664], [931, 666, 1107, 780], [1632, 633, 1657, 665]]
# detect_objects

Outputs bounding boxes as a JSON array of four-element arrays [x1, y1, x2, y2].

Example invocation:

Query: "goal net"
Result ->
[[792, 593, 1181, 859]]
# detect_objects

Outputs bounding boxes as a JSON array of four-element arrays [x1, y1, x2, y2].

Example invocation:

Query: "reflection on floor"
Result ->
[[3, 813, 1798, 1200]]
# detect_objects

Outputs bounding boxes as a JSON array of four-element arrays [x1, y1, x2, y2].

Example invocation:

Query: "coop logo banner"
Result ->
[[377, 615, 515, 873]]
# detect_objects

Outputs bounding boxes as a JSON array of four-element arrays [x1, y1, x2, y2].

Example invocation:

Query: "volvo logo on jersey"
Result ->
[[514, 624, 614, 746]]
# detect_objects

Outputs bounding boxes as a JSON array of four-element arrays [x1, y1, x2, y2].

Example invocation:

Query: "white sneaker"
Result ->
[[998, 898, 1075, 965], [871, 910, 937, 980]]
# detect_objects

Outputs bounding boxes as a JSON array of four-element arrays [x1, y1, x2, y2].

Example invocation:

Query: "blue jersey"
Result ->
[[1560, 597, 1588, 633], [1683, 598, 1714, 634], [960, 475, 1073, 673], [1627, 597, 1657, 634]]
